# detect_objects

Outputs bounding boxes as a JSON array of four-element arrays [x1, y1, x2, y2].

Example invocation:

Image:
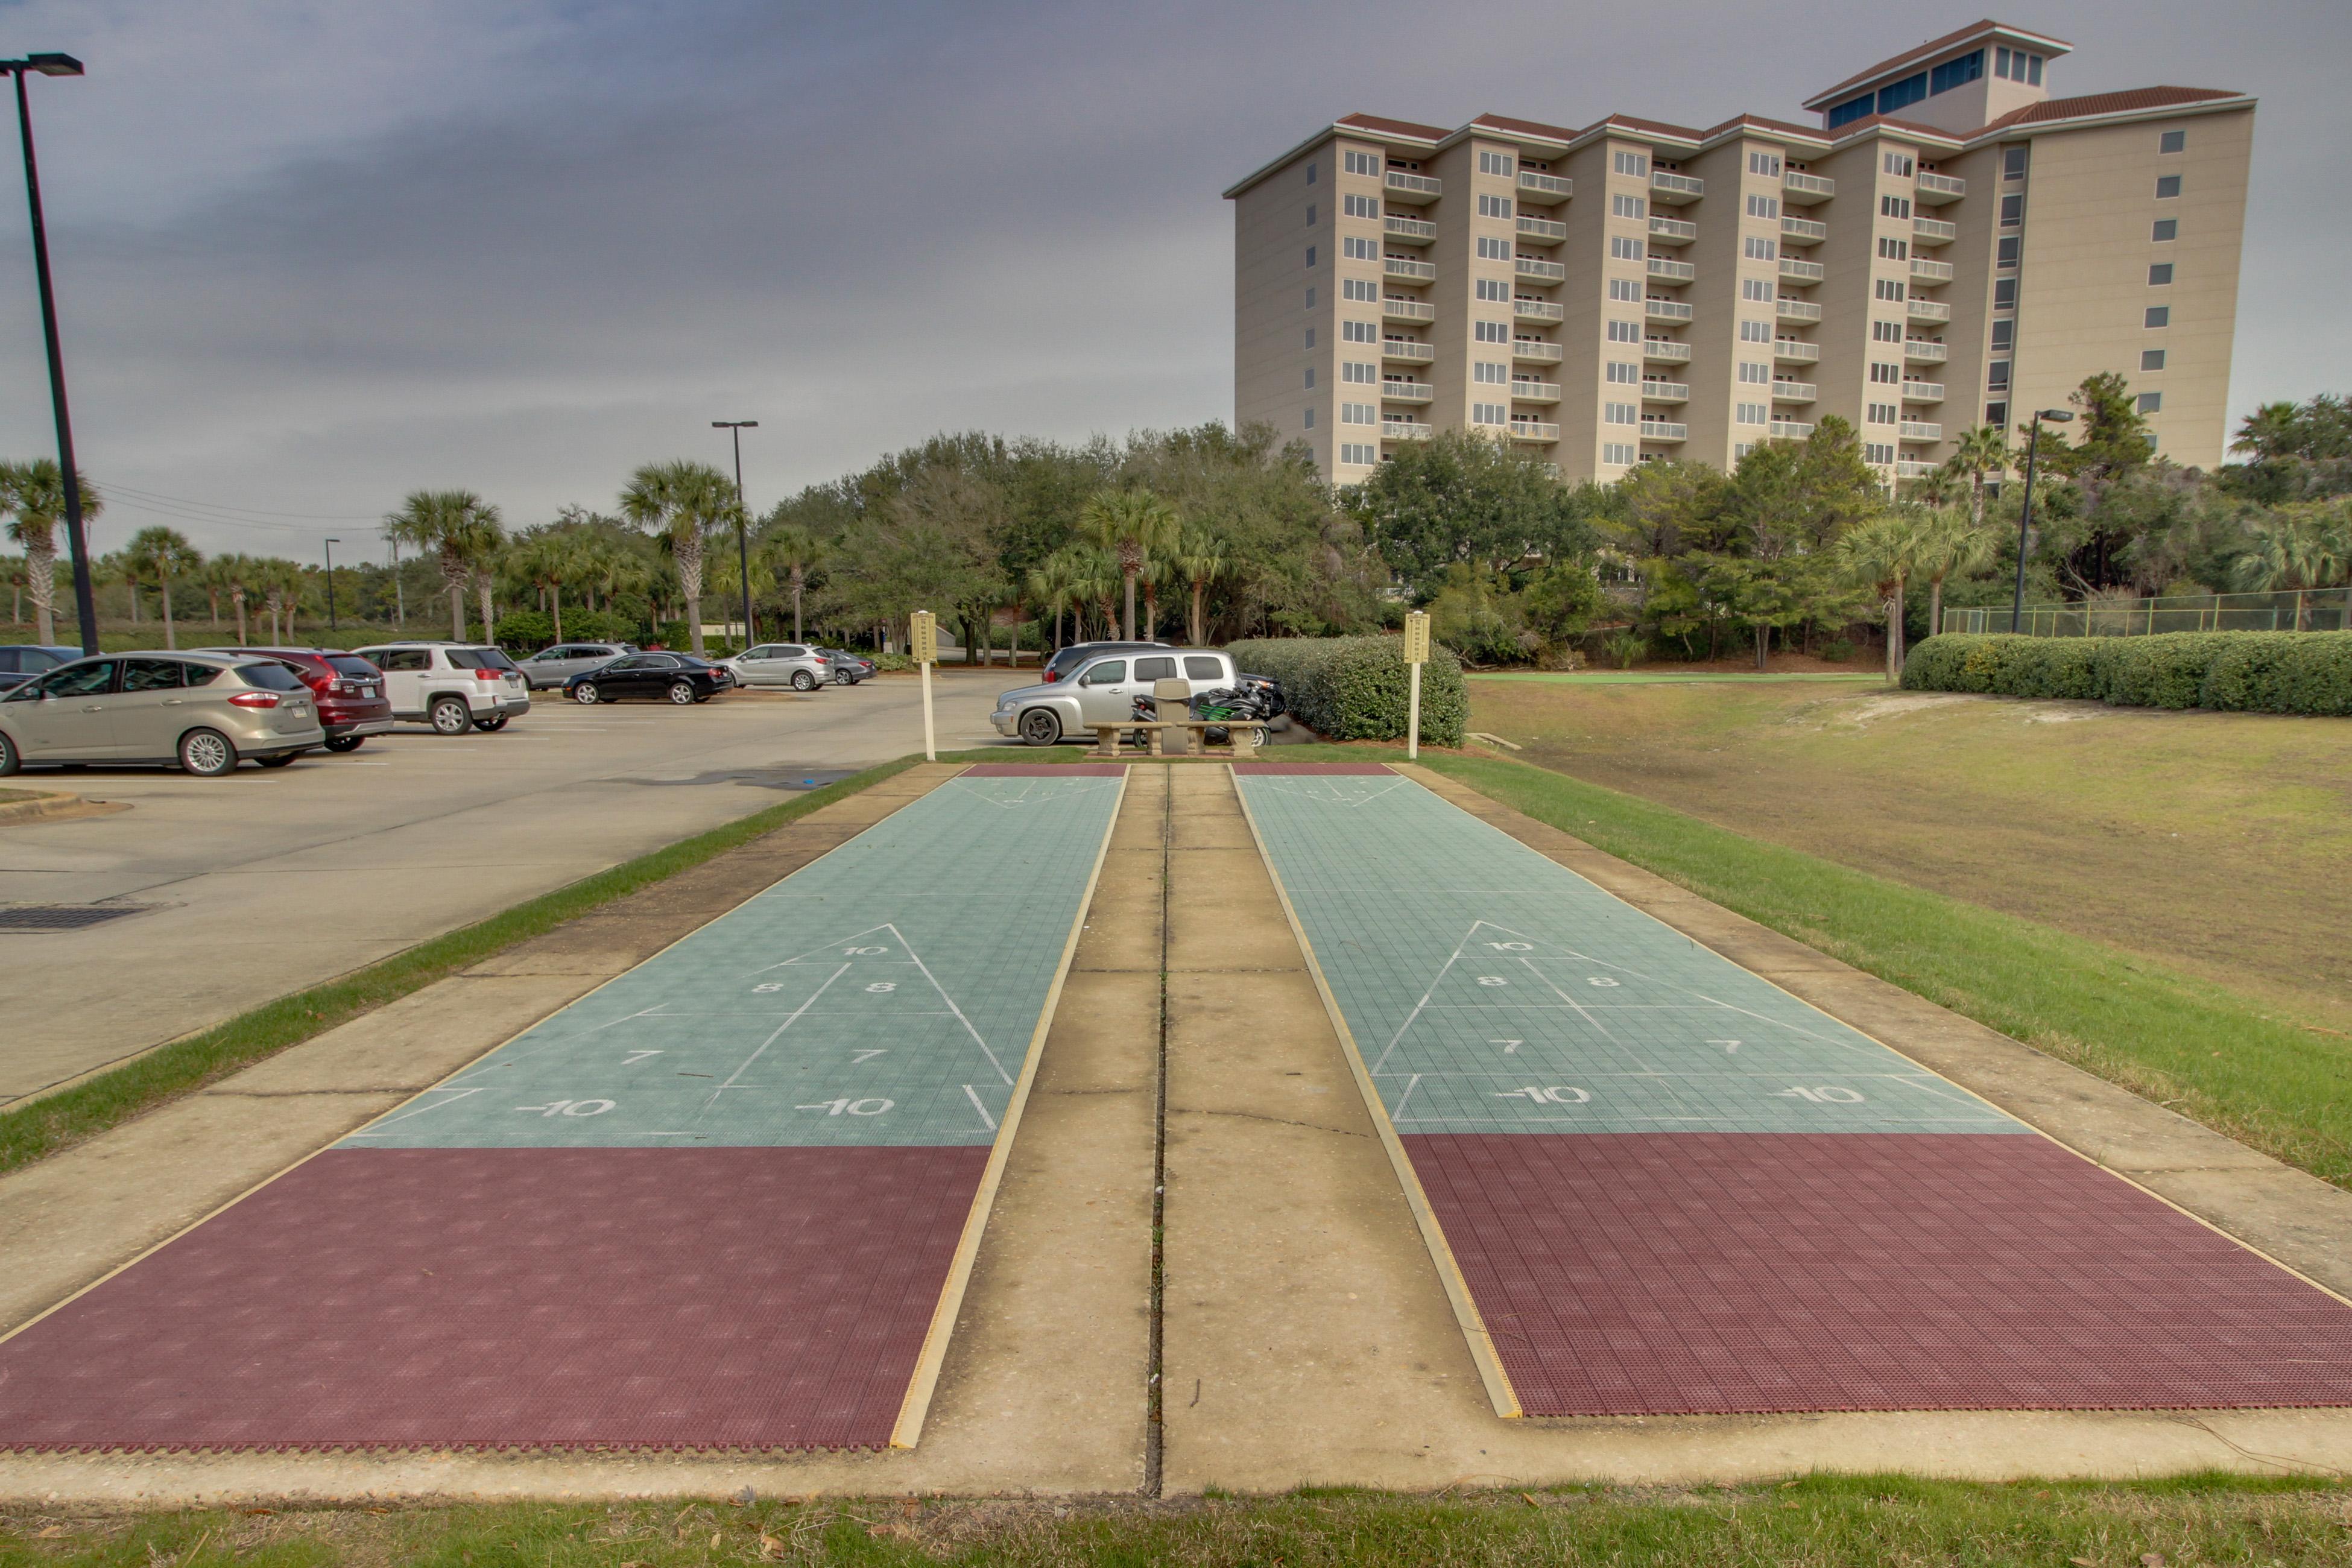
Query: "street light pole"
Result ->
[[713, 421, 759, 648], [5, 53, 95, 654], [2009, 408, 2075, 633], [323, 537, 341, 633]]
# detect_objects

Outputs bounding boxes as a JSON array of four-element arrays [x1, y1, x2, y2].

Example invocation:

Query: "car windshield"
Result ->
[[326, 656, 380, 678], [234, 662, 306, 691]]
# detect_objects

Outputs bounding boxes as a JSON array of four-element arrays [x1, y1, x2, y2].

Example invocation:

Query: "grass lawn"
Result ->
[[5, 1476, 2348, 1564], [1474, 672, 1883, 685]]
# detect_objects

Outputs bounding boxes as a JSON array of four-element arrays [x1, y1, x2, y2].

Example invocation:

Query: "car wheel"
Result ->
[[179, 728, 238, 777], [791, 669, 816, 691], [0, 730, 18, 776], [473, 713, 509, 732], [668, 680, 697, 705], [1018, 708, 1061, 747], [257, 753, 299, 769], [323, 735, 365, 753], [430, 697, 472, 735], [832, 669, 854, 686], [572, 683, 600, 705]]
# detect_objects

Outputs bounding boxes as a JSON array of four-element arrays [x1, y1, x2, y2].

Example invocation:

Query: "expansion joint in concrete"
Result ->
[[1143, 770, 1172, 1498]]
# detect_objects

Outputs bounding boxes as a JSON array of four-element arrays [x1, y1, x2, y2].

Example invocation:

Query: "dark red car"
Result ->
[[198, 646, 394, 752]]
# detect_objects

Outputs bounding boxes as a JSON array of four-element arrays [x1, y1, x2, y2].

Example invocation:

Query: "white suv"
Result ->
[[352, 642, 534, 735]]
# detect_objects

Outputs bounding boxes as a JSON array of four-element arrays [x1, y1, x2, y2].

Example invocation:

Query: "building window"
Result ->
[[1610, 236, 1644, 261], [1342, 320, 1376, 342], [1865, 442, 1896, 465], [1606, 320, 1640, 343], [1476, 235, 1510, 260], [1985, 401, 2008, 427], [1303, 367, 1315, 389], [1987, 360, 2011, 390], [1304, 327, 1315, 349], [1474, 361, 1508, 383], [2160, 130, 2186, 154], [1880, 194, 1912, 220], [2152, 218, 2178, 242], [1341, 361, 1376, 382], [1750, 151, 1782, 177], [2138, 391, 2163, 414], [1997, 236, 2020, 268], [1606, 361, 1640, 383], [1740, 320, 1771, 342], [1306, 162, 1317, 185], [1995, 48, 2043, 84], [1478, 193, 1513, 218], [1475, 321, 1509, 343], [1305, 286, 1315, 308], [1341, 403, 1375, 425], [1305, 245, 1317, 268], [1612, 193, 1647, 219], [1476, 278, 1509, 301], [1307, 204, 1320, 228], [1341, 443, 1379, 466], [2149, 263, 2175, 285], [1344, 150, 1379, 177], [1875, 279, 1906, 302], [2142, 349, 2167, 371], [1472, 403, 1508, 426], [1734, 442, 1757, 460], [1342, 236, 1377, 259], [1341, 278, 1375, 302], [1872, 320, 1902, 342], [1604, 402, 1638, 425], [1742, 278, 1774, 302], [2155, 175, 2182, 198], [1929, 51, 1982, 95], [1738, 361, 1770, 384], [1747, 194, 1780, 220], [1990, 320, 2014, 351], [1877, 236, 1909, 260], [1883, 151, 1916, 177], [1870, 362, 1901, 384], [1603, 443, 1637, 466], [2003, 146, 2029, 181], [1303, 407, 1315, 429], [1478, 150, 1515, 176], [1876, 72, 1928, 116], [1745, 236, 1777, 261], [1999, 194, 2024, 228], [1608, 278, 1642, 302], [1343, 194, 1379, 219], [1994, 279, 2017, 309], [2146, 306, 2170, 328], [1613, 151, 1648, 177], [1737, 403, 1768, 425], [1828, 94, 1874, 130], [1867, 403, 1897, 425]]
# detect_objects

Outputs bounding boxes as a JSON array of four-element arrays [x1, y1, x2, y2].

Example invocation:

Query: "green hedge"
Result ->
[[1902, 631, 2352, 716], [1225, 636, 1467, 746]]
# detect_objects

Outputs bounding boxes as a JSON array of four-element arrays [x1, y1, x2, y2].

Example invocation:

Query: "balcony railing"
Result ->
[[1508, 420, 1560, 442], [1383, 255, 1437, 282], [1769, 420, 1816, 440], [1643, 338, 1693, 362], [1381, 297, 1437, 323], [1902, 379, 1944, 402], [1771, 380, 1817, 402], [1510, 380, 1562, 403], [1514, 255, 1567, 282], [1639, 420, 1689, 442], [1517, 170, 1573, 201], [1647, 256, 1696, 283], [1780, 215, 1828, 244], [1381, 338, 1435, 361], [1513, 299, 1565, 323], [1383, 214, 1436, 244], [1774, 338, 1821, 363], [1641, 380, 1689, 402], [1911, 257, 1955, 283], [1645, 298, 1695, 322], [1511, 339, 1563, 362], [1907, 298, 1953, 323], [1900, 421, 1943, 441], [1903, 338, 1949, 362], [1915, 171, 1964, 204], [1650, 170, 1704, 204], [1895, 458, 1938, 478], [1779, 256, 1826, 283], [1516, 214, 1568, 243], [1381, 381, 1434, 403], [1912, 216, 1957, 245], [1384, 170, 1441, 203], [1776, 297, 1823, 323], [1648, 217, 1698, 247], [1782, 171, 1835, 200], [1381, 419, 1434, 440]]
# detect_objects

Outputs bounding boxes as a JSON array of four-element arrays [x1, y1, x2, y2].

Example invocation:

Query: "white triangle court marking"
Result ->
[[947, 776, 1120, 808], [1368, 919, 1549, 1075], [742, 922, 1013, 1088], [1250, 777, 1411, 808]]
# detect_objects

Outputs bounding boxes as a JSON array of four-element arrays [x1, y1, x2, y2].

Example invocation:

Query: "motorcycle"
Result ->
[[1134, 683, 1280, 748]]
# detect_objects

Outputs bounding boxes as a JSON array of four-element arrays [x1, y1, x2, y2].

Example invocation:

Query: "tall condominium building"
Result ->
[[1226, 19, 2253, 485]]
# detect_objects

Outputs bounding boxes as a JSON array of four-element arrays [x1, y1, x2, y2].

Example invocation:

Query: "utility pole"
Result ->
[[713, 420, 759, 648], [323, 537, 340, 633], [388, 536, 405, 628], [2009, 408, 2075, 633]]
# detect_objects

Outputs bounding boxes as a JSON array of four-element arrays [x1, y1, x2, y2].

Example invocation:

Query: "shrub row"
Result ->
[[492, 609, 647, 651], [1901, 631, 2352, 716], [1225, 636, 1467, 746]]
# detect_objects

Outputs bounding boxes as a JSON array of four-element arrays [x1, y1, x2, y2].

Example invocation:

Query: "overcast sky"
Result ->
[[0, 0, 2343, 562]]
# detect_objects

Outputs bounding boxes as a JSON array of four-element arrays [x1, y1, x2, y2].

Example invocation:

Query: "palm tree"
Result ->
[[1834, 509, 1927, 681], [760, 525, 823, 642], [384, 489, 503, 641], [508, 531, 582, 640], [1079, 487, 1179, 641], [1908, 507, 1996, 641], [2231, 505, 2351, 629], [125, 526, 202, 650], [1025, 551, 1083, 653], [0, 458, 103, 646], [1939, 425, 2009, 529], [257, 557, 306, 641], [1, 553, 24, 626], [621, 460, 736, 657], [1172, 530, 1228, 646], [213, 554, 256, 645]]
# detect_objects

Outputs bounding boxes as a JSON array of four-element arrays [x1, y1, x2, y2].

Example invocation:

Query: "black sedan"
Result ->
[[564, 652, 735, 705]]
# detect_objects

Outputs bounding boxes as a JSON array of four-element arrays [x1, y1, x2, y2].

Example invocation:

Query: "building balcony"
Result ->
[[1513, 298, 1564, 324], [1381, 296, 1437, 324], [1384, 170, 1441, 204], [1643, 338, 1693, 364], [1773, 338, 1821, 364], [1912, 215, 1957, 245], [1645, 297, 1695, 323], [1902, 379, 1944, 402], [1895, 458, 1938, 478], [1648, 215, 1698, 245], [1772, 379, 1817, 403], [1381, 381, 1434, 403], [1647, 256, 1696, 283], [1511, 338, 1563, 363], [1914, 171, 1964, 204], [1903, 338, 1948, 364], [1780, 215, 1828, 245], [1514, 254, 1567, 282], [1778, 256, 1826, 283], [1900, 420, 1943, 442], [1384, 255, 1437, 283], [1641, 379, 1689, 402], [1650, 170, 1704, 204], [1639, 420, 1689, 443], [1776, 297, 1823, 323], [1907, 298, 1953, 323], [1510, 380, 1562, 403], [1382, 419, 1434, 440], [1517, 169, 1573, 201], [1381, 337, 1435, 362], [1383, 214, 1436, 244], [1516, 214, 1568, 244], [1910, 257, 1955, 283], [1508, 420, 1560, 443], [1783, 170, 1836, 200], [1769, 420, 1815, 440]]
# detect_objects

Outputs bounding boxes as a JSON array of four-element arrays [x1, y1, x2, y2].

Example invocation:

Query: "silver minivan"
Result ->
[[0, 652, 325, 776], [991, 649, 1236, 747], [517, 641, 636, 690]]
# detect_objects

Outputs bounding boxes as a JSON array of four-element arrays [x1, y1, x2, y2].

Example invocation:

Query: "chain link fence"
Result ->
[[1941, 589, 2352, 637]]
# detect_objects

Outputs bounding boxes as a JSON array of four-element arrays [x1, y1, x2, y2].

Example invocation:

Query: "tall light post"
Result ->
[[2009, 408, 2075, 632], [323, 537, 341, 633], [713, 420, 758, 648], [4, 52, 95, 654]]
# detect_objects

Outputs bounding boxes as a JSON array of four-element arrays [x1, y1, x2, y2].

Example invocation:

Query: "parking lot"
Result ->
[[0, 674, 1011, 1106]]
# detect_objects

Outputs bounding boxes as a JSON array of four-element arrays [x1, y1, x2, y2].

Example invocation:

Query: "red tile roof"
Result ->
[[1822, 112, 1967, 145], [1333, 112, 1449, 144], [1806, 17, 2072, 109], [1588, 113, 1705, 142], [1699, 113, 1830, 144], [1975, 84, 2246, 133], [1468, 113, 1580, 143]]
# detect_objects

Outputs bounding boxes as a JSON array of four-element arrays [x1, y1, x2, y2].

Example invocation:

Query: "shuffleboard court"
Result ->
[[1235, 762, 2352, 1416], [0, 768, 1124, 1452]]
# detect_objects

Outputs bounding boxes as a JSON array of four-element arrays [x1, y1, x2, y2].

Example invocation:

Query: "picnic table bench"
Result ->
[[1084, 718, 1269, 759]]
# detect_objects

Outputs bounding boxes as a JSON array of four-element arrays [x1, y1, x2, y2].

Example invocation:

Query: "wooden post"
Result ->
[[1403, 610, 1430, 762], [911, 610, 938, 762]]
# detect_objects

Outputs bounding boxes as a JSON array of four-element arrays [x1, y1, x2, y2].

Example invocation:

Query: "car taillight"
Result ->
[[1043, 669, 1060, 682], [227, 691, 282, 709], [475, 668, 501, 681], [302, 671, 334, 695]]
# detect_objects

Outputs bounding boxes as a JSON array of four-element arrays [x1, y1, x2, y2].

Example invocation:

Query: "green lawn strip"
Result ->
[[0, 758, 918, 1178], [4, 1475, 2347, 1564]]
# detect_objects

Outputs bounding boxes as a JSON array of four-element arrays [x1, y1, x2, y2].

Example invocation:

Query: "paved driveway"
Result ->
[[0, 671, 1019, 1105]]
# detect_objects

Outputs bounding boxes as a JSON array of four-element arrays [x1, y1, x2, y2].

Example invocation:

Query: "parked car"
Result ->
[[195, 646, 394, 753], [722, 642, 832, 691], [349, 641, 533, 734], [814, 648, 875, 685], [993, 648, 1238, 747], [1039, 640, 1170, 684], [564, 652, 735, 705], [516, 641, 637, 690], [0, 651, 324, 777], [0, 644, 80, 695]]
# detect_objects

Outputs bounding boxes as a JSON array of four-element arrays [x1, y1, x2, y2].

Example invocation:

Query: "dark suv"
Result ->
[[200, 646, 395, 752], [1040, 640, 1171, 683], [0, 644, 80, 694]]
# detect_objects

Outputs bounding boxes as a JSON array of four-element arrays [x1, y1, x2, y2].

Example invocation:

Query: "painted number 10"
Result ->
[[1773, 1086, 1865, 1103], [796, 1098, 894, 1116], [1496, 1086, 1590, 1104]]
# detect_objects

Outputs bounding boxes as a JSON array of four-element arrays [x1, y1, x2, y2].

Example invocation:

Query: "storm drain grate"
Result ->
[[0, 905, 148, 932]]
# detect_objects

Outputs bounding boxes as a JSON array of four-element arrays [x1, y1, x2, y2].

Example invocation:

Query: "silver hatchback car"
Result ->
[[723, 642, 832, 691], [0, 651, 326, 777]]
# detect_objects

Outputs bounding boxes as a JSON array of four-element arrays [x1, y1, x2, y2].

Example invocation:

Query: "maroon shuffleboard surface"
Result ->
[[0, 1146, 988, 1451], [1406, 1131, 2352, 1415]]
